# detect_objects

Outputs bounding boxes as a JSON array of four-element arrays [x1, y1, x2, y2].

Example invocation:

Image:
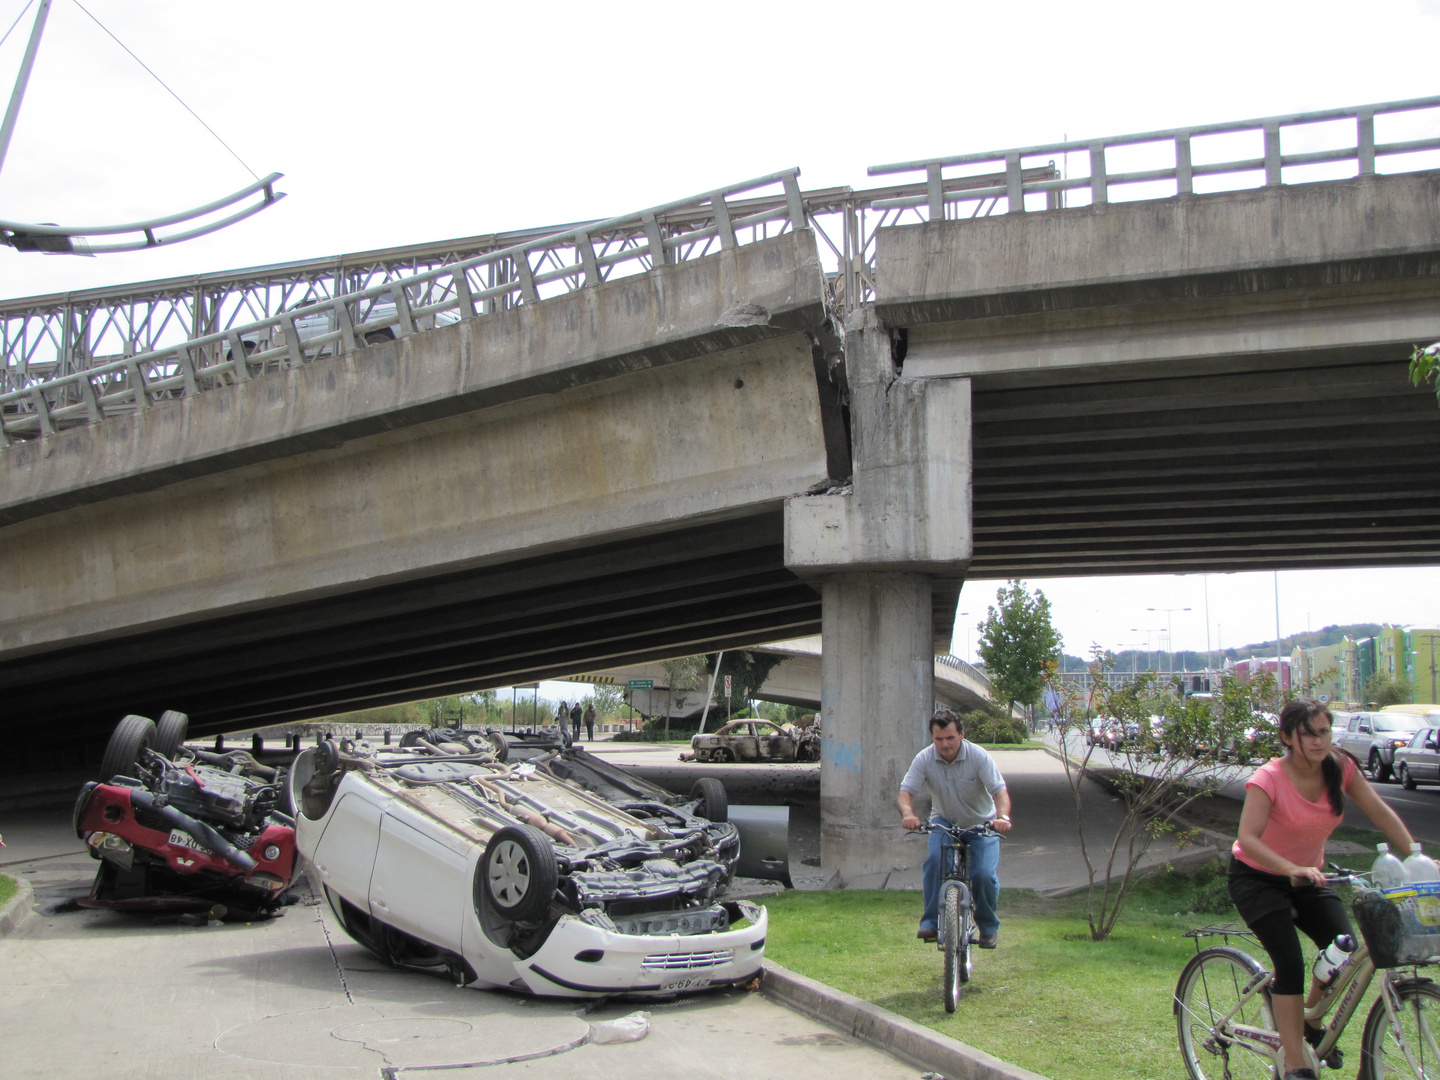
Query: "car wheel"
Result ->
[[1402, 764, 1418, 791], [153, 710, 190, 759], [1370, 751, 1393, 783], [364, 329, 395, 345], [314, 738, 341, 775], [691, 777, 728, 823], [483, 728, 509, 763], [99, 715, 157, 783], [714, 748, 735, 763], [478, 825, 557, 922]]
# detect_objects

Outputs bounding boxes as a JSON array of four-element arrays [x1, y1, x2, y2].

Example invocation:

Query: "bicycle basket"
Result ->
[[1354, 883, 1440, 968]]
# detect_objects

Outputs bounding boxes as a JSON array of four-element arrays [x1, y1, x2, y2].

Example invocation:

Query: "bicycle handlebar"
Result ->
[[913, 821, 1002, 840]]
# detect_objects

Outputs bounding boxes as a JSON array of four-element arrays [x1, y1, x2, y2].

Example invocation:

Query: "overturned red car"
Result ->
[[73, 713, 298, 918]]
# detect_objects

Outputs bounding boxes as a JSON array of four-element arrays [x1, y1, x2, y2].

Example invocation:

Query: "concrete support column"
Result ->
[[820, 572, 934, 886], [785, 304, 973, 886]]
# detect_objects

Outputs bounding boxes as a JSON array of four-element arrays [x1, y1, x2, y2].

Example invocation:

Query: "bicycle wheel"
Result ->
[[1360, 978, 1440, 1080], [942, 886, 962, 1013], [1175, 946, 1276, 1080]]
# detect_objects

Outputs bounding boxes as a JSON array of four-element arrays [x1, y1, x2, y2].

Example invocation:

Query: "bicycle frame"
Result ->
[[1180, 935, 1436, 1075]]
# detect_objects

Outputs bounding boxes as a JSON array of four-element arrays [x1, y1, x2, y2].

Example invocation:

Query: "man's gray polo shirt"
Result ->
[[900, 741, 1006, 829]]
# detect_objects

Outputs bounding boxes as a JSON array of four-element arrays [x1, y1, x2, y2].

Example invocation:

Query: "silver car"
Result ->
[[1395, 726, 1440, 790], [1336, 710, 1431, 782]]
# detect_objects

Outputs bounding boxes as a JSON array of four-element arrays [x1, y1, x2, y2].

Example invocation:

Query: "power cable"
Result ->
[[0, 0, 36, 51], [67, 0, 260, 181]]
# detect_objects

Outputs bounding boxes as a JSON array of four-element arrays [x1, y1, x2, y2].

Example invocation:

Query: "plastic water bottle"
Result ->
[[1403, 843, 1440, 883], [1374, 843, 1408, 888], [1311, 934, 1357, 986]]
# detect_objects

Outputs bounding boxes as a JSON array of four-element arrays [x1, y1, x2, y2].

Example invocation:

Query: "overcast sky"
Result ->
[[2, 0, 1437, 675]]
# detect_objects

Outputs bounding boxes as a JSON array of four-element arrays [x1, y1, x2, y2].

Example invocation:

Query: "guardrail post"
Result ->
[[1264, 121, 1282, 186], [333, 298, 358, 353], [175, 346, 198, 397], [1005, 152, 1024, 213], [125, 359, 150, 410], [452, 267, 478, 317], [77, 372, 101, 423], [641, 212, 668, 270], [574, 230, 602, 285], [28, 386, 54, 434], [282, 316, 306, 368], [1357, 109, 1376, 176], [1089, 142, 1108, 204], [711, 197, 737, 250], [226, 332, 251, 381], [926, 163, 944, 220], [1175, 134, 1193, 195], [515, 251, 539, 302], [392, 285, 415, 337], [783, 173, 805, 230]]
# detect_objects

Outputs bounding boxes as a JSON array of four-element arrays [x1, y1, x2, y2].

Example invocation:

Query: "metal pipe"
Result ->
[[0, 0, 51, 182]]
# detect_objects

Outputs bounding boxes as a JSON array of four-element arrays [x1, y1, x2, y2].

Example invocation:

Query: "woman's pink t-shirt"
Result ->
[[1231, 754, 1357, 872]]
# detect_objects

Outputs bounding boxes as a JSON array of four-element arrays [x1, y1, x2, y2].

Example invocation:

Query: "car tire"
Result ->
[[1370, 751, 1393, 783], [691, 777, 728, 823], [154, 710, 190, 759], [99, 714, 156, 782], [1402, 764, 1418, 791], [364, 329, 395, 345], [478, 825, 557, 923]]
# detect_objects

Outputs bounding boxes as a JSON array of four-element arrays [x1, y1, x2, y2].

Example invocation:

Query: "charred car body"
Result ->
[[689, 719, 821, 763], [73, 713, 299, 917], [292, 732, 766, 998]]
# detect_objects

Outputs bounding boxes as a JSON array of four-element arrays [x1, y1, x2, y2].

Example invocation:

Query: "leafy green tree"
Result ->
[[1365, 672, 1416, 707], [976, 580, 1062, 716], [1412, 341, 1439, 405], [706, 650, 786, 720], [590, 682, 625, 719]]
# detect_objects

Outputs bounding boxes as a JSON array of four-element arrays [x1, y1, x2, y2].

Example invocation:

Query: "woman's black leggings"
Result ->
[[1246, 895, 1352, 995]]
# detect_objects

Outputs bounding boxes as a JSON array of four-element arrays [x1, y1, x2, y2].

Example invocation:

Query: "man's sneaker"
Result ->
[[917, 926, 937, 943], [978, 932, 999, 949]]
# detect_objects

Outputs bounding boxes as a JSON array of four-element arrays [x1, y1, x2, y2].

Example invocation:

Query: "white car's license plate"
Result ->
[[168, 829, 211, 854], [660, 973, 713, 991]]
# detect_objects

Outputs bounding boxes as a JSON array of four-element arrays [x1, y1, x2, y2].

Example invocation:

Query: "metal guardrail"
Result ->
[[0, 169, 812, 442], [869, 95, 1440, 217], [936, 654, 990, 688], [3, 96, 1437, 445]]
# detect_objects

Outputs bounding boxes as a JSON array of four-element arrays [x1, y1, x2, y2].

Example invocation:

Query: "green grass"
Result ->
[[0, 874, 16, 907], [763, 862, 1379, 1080]]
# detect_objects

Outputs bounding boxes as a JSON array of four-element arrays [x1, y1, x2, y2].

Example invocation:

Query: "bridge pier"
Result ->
[[785, 306, 973, 885]]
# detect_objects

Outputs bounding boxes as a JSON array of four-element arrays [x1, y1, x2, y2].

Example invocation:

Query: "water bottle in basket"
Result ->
[[1374, 843, 1407, 888]]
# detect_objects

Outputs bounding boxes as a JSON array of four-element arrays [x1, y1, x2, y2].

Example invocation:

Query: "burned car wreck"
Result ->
[[292, 732, 767, 998], [688, 719, 821, 763], [73, 713, 299, 917]]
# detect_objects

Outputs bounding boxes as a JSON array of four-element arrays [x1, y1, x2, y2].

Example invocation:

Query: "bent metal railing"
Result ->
[[869, 94, 1440, 216], [4, 96, 1438, 445], [0, 169, 813, 443]]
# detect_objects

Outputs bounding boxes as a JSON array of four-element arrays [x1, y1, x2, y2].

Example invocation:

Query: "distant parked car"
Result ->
[[1336, 710, 1432, 782], [1395, 726, 1440, 790], [689, 719, 820, 763], [228, 292, 460, 366]]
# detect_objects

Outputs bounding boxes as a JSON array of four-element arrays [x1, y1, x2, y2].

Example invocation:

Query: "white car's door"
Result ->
[[369, 801, 471, 953], [309, 789, 386, 909]]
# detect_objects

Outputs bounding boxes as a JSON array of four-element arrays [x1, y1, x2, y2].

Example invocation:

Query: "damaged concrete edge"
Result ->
[[760, 959, 1051, 1080], [0, 875, 36, 937]]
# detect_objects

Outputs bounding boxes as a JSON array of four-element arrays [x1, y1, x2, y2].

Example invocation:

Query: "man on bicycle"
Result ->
[[898, 707, 1013, 946]]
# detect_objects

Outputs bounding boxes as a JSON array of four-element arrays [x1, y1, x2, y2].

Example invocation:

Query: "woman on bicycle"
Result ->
[[1230, 697, 1416, 1080]]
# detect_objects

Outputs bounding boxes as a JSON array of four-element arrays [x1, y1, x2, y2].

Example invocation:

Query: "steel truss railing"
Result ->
[[936, 653, 991, 689], [3, 96, 1437, 444], [869, 95, 1440, 216]]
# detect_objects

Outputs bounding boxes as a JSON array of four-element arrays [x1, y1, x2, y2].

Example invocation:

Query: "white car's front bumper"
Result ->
[[510, 902, 768, 997]]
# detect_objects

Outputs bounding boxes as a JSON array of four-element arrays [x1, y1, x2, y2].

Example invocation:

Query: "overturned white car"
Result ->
[[291, 735, 766, 998]]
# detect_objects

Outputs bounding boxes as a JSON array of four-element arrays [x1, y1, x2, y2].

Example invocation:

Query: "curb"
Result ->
[[761, 960, 1051, 1080], [0, 875, 35, 937]]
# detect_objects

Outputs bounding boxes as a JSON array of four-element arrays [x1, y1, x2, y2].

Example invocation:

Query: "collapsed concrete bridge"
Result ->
[[4, 98, 1440, 883]]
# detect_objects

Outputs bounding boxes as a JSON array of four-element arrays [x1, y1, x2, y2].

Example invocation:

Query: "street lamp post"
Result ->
[[1148, 607, 1192, 677]]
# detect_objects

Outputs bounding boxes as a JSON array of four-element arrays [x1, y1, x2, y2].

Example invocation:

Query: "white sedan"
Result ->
[[290, 737, 767, 998]]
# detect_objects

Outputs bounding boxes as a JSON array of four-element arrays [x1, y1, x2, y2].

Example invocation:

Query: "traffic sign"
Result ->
[[627, 679, 653, 689], [724, 675, 732, 694]]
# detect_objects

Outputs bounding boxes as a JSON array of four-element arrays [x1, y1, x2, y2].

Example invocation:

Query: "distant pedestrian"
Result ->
[[570, 701, 582, 742], [583, 703, 596, 741]]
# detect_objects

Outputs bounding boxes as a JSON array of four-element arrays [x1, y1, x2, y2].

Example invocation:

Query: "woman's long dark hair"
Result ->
[[1279, 697, 1345, 816]]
